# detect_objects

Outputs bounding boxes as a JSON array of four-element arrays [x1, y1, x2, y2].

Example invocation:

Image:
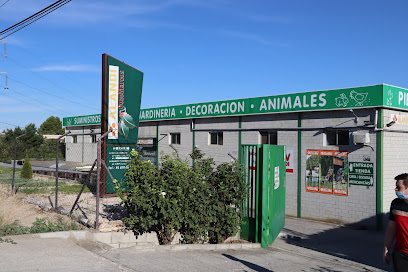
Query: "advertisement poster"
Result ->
[[285, 149, 293, 174], [306, 150, 348, 196]]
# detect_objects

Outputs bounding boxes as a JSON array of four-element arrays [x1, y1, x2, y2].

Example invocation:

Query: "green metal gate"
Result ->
[[240, 144, 286, 247]]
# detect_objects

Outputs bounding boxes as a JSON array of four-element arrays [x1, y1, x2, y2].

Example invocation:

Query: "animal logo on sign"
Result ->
[[335, 93, 349, 107], [349, 90, 368, 106], [387, 89, 393, 106]]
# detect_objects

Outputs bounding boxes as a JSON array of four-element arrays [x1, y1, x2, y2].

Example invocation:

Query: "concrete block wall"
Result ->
[[383, 109, 408, 216], [65, 125, 99, 164], [157, 119, 193, 164], [300, 109, 377, 226], [241, 113, 299, 217], [195, 117, 239, 164], [138, 122, 157, 138]]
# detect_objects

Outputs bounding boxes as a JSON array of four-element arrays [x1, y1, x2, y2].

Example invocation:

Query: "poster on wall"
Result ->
[[286, 149, 294, 174], [305, 150, 349, 196]]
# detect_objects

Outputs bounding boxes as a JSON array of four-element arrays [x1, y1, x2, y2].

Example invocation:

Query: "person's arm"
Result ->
[[383, 220, 396, 265]]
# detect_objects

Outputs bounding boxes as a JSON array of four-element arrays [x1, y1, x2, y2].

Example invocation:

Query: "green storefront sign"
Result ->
[[63, 114, 101, 127], [349, 162, 374, 186], [139, 84, 408, 121], [64, 84, 408, 126]]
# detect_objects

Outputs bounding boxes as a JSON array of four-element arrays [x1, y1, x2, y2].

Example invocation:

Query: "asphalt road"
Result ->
[[0, 217, 390, 272]]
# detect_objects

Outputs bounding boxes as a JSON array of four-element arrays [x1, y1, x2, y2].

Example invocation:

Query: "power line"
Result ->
[[11, 46, 91, 91], [0, 0, 71, 40], [0, 88, 68, 117], [0, 120, 17, 127], [2, 74, 99, 111], [6, 56, 94, 104], [5, 87, 76, 116], [0, 0, 10, 9]]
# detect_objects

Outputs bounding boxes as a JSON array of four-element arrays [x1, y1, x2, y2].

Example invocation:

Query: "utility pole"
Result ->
[[0, 40, 7, 89]]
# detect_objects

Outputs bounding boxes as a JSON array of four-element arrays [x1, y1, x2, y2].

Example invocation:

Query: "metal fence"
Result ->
[[0, 132, 124, 231]]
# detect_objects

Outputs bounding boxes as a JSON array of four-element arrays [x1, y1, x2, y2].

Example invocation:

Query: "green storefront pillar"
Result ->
[[297, 113, 302, 218]]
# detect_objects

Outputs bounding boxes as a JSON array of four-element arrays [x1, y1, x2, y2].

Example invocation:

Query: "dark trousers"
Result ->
[[392, 249, 408, 272]]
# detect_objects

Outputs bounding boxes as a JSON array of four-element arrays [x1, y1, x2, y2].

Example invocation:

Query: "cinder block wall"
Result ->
[[138, 122, 157, 138], [300, 109, 377, 226], [156, 119, 193, 165], [241, 113, 299, 217], [383, 109, 408, 217], [65, 125, 99, 164], [195, 117, 239, 164]]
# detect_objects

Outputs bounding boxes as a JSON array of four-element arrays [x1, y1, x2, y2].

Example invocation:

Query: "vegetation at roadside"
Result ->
[[0, 215, 83, 243], [0, 167, 90, 195], [115, 149, 246, 245], [0, 116, 65, 163], [20, 153, 33, 179]]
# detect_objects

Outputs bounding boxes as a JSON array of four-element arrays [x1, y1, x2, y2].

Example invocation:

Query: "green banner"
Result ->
[[139, 85, 385, 121], [349, 162, 374, 186], [63, 114, 101, 127], [64, 84, 408, 125]]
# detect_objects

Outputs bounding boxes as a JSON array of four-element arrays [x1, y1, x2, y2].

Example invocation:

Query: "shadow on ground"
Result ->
[[223, 254, 273, 272], [280, 216, 389, 271]]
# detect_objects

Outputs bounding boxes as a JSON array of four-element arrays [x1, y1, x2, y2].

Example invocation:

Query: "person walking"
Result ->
[[384, 173, 408, 271]]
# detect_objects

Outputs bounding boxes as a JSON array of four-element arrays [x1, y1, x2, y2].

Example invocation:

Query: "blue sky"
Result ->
[[0, 0, 407, 131]]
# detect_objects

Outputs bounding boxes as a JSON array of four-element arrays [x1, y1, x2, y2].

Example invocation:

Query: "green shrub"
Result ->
[[20, 153, 33, 179], [116, 149, 246, 245], [0, 216, 83, 237]]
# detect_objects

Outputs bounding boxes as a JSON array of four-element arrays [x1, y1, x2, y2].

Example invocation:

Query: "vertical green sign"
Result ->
[[349, 162, 374, 186], [102, 54, 143, 195]]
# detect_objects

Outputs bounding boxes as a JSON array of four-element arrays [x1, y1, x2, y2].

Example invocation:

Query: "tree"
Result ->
[[20, 153, 33, 179], [39, 116, 64, 135], [0, 124, 44, 162]]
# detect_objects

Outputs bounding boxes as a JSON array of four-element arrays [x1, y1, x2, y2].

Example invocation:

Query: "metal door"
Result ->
[[240, 144, 286, 247]]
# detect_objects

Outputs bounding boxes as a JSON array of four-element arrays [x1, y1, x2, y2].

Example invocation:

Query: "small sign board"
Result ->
[[349, 162, 374, 186]]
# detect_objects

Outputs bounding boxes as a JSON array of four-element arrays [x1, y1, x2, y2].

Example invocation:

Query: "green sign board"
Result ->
[[102, 54, 144, 145], [63, 114, 101, 127], [105, 145, 133, 194], [349, 162, 374, 186], [64, 84, 408, 125], [102, 54, 144, 195], [140, 85, 388, 121]]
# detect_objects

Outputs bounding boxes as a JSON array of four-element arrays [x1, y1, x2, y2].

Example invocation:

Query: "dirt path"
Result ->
[[0, 189, 64, 226], [0, 181, 125, 231]]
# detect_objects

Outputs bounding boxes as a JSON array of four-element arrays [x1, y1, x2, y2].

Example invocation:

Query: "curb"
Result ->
[[5, 230, 261, 251]]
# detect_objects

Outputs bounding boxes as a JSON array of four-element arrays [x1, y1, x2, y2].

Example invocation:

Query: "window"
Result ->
[[326, 130, 349, 145], [260, 131, 277, 145], [91, 134, 97, 143], [210, 132, 223, 145], [72, 135, 77, 143], [170, 133, 181, 144]]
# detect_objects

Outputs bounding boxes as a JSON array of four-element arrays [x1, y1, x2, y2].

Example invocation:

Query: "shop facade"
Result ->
[[63, 84, 408, 229]]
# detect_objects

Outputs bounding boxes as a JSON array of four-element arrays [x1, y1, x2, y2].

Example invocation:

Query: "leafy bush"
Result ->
[[0, 216, 83, 237], [115, 149, 246, 245], [20, 153, 33, 179]]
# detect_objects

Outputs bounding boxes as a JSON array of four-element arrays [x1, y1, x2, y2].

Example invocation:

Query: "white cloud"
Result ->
[[32, 64, 100, 72], [221, 30, 288, 47]]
